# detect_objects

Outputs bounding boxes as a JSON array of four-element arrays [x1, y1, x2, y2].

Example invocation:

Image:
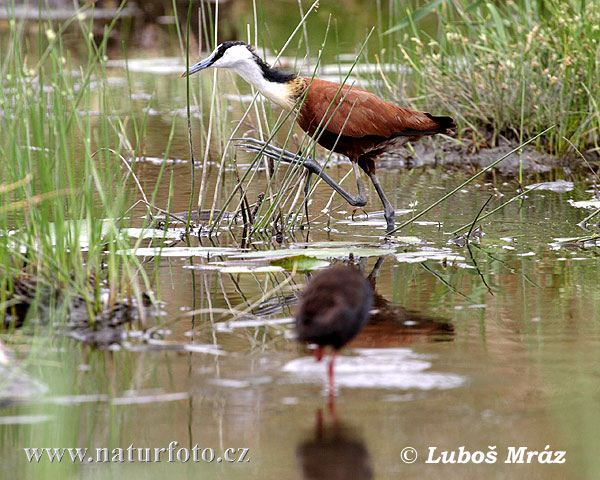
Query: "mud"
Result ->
[[377, 136, 567, 176], [4, 275, 154, 346]]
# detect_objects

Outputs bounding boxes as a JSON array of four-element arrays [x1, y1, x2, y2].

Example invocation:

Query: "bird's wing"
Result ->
[[298, 78, 443, 138]]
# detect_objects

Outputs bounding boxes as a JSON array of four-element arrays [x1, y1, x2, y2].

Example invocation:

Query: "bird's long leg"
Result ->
[[367, 172, 395, 234], [234, 139, 368, 208]]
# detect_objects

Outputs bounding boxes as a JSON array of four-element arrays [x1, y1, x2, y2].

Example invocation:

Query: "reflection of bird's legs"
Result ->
[[328, 351, 337, 420], [315, 408, 324, 439], [367, 256, 386, 283], [366, 256, 386, 292], [303, 171, 313, 227], [328, 351, 336, 392], [234, 139, 368, 208]]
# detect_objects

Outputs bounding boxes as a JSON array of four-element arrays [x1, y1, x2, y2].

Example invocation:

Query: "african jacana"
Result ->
[[294, 264, 374, 394], [183, 41, 456, 233]]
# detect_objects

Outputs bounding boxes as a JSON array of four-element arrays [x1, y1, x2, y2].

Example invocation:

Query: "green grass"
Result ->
[[385, 0, 600, 159], [0, 5, 153, 327]]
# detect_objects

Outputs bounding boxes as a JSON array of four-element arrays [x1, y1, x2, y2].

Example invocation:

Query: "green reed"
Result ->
[[385, 0, 600, 159], [0, 3, 152, 326]]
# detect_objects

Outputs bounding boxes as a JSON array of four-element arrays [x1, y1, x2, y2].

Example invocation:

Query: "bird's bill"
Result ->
[[181, 56, 212, 77]]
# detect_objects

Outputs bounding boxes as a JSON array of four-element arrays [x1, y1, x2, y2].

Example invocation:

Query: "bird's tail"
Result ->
[[425, 113, 456, 135], [395, 113, 456, 137]]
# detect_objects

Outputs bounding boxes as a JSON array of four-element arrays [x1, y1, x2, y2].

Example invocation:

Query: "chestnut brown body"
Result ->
[[297, 78, 455, 175]]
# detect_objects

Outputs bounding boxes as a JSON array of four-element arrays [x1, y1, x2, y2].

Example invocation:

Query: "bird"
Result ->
[[183, 41, 456, 233], [294, 264, 374, 394]]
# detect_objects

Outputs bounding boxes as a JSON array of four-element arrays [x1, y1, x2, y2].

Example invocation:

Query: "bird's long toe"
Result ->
[[235, 139, 321, 171]]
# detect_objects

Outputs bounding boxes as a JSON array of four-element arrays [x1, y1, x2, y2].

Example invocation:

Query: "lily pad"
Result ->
[[525, 180, 574, 192], [395, 248, 465, 264], [215, 317, 294, 332], [568, 199, 600, 210], [122, 227, 184, 240], [218, 265, 285, 274], [232, 246, 391, 261], [283, 348, 465, 390], [270, 255, 331, 271], [394, 236, 423, 245], [122, 246, 240, 257], [106, 57, 183, 74]]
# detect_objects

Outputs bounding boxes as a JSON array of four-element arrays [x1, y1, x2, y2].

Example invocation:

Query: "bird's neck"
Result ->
[[231, 61, 305, 111]]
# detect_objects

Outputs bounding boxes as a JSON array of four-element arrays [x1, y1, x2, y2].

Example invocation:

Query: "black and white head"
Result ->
[[182, 41, 296, 84], [182, 41, 298, 110], [183, 41, 255, 76]]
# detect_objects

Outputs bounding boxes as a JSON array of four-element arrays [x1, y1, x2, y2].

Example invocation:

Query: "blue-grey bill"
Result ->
[[181, 58, 212, 77]]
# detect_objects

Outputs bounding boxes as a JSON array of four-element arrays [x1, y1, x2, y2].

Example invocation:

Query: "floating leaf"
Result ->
[[219, 266, 285, 274], [283, 348, 465, 390], [232, 246, 392, 261], [122, 246, 240, 257], [568, 199, 600, 209], [270, 255, 330, 272], [395, 248, 465, 264], [525, 180, 574, 192]]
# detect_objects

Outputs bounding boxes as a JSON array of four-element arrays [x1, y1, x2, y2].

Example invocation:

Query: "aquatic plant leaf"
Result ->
[[270, 255, 331, 271], [106, 57, 184, 74], [122, 246, 240, 257], [568, 199, 600, 209], [215, 317, 294, 333], [525, 180, 574, 192], [395, 249, 465, 264], [219, 265, 285, 274], [232, 246, 391, 261]]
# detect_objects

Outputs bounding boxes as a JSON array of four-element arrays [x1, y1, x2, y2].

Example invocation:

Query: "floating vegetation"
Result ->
[[394, 249, 466, 265], [550, 236, 600, 250], [525, 180, 574, 192], [569, 200, 600, 210], [5, 273, 155, 346], [232, 246, 393, 261]]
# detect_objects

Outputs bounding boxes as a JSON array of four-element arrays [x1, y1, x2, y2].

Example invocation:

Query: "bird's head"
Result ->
[[181, 40, 299, 110], [182, 41, 256, 77]]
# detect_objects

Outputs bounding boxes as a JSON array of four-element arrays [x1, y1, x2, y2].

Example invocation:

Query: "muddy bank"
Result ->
[[4, 275, 154, 346], [377, 137, 572, 176]]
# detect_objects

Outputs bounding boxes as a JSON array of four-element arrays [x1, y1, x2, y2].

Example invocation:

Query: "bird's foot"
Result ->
[[233, 138, 303, 163], [233, 138, 326, 176]]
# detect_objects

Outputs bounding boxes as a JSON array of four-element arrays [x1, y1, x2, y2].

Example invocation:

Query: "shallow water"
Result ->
[[4, 160, 600, 479], [3, 40, 600, 480]]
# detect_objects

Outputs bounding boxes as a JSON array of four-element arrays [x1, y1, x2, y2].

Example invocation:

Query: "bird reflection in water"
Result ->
[[353, 256, 455, 349], [296, 409, 372, 480]]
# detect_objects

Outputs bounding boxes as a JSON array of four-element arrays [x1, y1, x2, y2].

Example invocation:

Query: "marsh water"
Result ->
[[3, 23, 600, 480]]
